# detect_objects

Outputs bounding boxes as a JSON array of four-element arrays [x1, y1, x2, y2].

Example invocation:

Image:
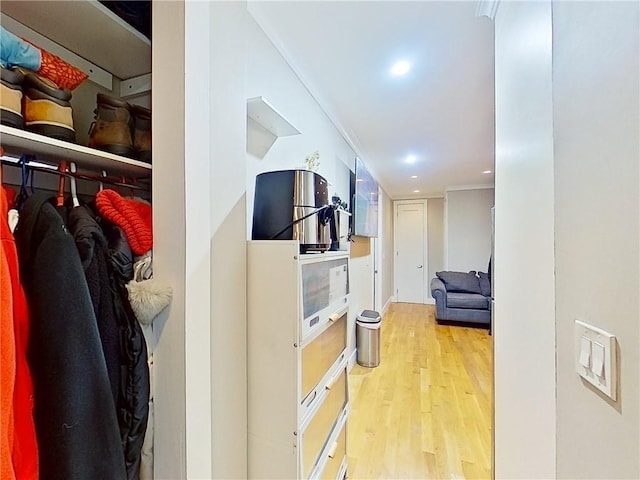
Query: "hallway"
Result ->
[[348, 303, 492, 479]]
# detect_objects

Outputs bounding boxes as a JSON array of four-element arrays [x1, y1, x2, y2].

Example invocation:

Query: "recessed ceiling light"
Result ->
[[483, 170, 492, 174], [405, 155, 416, 164], [413, 190, 420, 193], [391, 60, 411, 76], [411, 175, 418, 179]]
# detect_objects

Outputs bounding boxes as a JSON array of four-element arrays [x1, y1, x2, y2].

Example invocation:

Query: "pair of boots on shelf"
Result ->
[[1, 66, 76, 142], [88, 94, 151, 163]]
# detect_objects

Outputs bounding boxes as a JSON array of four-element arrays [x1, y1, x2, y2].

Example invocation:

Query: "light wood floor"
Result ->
[[347, 303, 492, 480]]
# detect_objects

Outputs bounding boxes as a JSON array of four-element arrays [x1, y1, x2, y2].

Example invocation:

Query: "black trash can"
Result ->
[[356, 310, 382, 367]]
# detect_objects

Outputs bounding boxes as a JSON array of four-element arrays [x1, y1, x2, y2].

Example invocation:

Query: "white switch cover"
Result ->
[[591, 342, 605, 378], [578, 336, 591, 369], [575, 320, 617, 400]]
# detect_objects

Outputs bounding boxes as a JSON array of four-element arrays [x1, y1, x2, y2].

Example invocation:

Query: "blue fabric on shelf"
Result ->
[[0, 27, 41, 70]]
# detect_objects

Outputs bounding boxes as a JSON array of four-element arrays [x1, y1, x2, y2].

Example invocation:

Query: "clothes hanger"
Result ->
[[69, 162, 80, 208], [15, 154, 33, 211], [99, 170, 107, 192], [56, 161, 67, 207]]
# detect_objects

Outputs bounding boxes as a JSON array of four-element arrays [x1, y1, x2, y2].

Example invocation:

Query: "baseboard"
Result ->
[[381, 297, 392, 317], [348, 348, 357, 372], [424, 298, 435, 305]]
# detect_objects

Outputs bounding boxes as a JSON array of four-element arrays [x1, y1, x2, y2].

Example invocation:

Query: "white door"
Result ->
[[394, 202, 426, 303]]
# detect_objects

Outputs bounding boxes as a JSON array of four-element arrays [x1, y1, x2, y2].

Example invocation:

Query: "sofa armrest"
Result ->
[[430, 277, 447, 305]]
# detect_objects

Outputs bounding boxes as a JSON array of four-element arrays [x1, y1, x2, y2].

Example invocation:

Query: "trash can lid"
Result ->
[[357, 309, 381, 323], [356, 319, 381, 329]]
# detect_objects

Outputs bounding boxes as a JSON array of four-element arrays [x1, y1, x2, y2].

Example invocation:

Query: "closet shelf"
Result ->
[[1, 0, 151, 80], [0, 126, 152, 176]]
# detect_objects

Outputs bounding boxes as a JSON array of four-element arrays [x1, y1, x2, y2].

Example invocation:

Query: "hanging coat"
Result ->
[[1, 212, 16, 480], [98, 220, 149, 480], [67, 204, 121, 406], [14, 193, 126, 480], [1, 187, 38, 479]]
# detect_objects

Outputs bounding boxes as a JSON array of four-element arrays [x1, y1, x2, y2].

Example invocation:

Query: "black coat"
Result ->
[[99, 220, 150, 480], [15, 193, 126, 480], [67, 204, 121, 406]]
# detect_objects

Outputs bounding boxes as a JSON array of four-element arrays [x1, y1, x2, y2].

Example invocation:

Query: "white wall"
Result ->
[[209, 2, 248, 479], [494, 2, 556, 479], [427, 198, 445, 300], [184, 2, 213, 478], [445, 188, 494, 272], [155, 3, 250, 479], [376, 187, 394, 313], [553, 4, 639, 478], [245, 11, 356, 235], [152, 2, 187, 478]]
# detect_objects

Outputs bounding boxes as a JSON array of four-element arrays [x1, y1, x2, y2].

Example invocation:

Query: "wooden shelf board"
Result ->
[[0, 125, 151, 176]]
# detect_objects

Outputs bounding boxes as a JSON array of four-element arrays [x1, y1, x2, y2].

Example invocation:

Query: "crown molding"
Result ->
[[445, 184, 495, 192], [476, 0, 500, 20]]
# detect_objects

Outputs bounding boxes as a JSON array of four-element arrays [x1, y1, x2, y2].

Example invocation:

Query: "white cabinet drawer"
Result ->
[[301, 257, 349, 320], [301, 310, 347, 403], [300, 256, 349, 339], [318, 420, 346, 480], [310, 407, 348, 480], [301, 367, 348, 478]]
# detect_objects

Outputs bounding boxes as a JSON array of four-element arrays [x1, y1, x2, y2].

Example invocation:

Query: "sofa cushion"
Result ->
[[478, 271, 491, 297], [436, 271, 482, 294], [447, 293, 489, 310]]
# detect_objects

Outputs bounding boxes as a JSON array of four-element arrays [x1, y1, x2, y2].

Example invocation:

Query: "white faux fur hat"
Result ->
[[127, 278, 173, 325], [127, 257, 172, 325]]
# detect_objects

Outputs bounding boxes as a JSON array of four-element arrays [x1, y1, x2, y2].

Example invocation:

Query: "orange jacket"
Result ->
[[1, 210, 16, 479], [1, 187, 38, 479]]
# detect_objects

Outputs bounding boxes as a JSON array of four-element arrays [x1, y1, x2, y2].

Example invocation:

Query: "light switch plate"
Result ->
[[575, 320, 617, 400]]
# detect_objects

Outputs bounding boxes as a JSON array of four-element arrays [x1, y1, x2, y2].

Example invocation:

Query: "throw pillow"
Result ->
[[436, 271, 482, 295], [478, 271, 491, 297]]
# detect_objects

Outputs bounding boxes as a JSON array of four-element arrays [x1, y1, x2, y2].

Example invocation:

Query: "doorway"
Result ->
[[393, 200, 428, 304]]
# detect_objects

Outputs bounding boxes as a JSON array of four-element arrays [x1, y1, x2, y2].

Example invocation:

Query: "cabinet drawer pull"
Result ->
[[325, 367, 343, 390], [327, 440, 339, 459], [329, 306, 348, 323], [304, 390, 317, 407]]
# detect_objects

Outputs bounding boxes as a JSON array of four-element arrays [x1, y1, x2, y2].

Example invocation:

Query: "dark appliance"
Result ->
[[252, 169, 332, 252]]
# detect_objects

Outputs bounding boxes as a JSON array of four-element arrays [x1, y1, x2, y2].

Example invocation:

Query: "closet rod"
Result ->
[[0, 155, 150, 192]]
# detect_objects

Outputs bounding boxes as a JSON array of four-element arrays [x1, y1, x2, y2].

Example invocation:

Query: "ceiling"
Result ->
[[248, 1, 495, 199]]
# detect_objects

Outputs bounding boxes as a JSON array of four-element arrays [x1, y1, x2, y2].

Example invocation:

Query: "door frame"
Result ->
[[393, 199, 428, 304]]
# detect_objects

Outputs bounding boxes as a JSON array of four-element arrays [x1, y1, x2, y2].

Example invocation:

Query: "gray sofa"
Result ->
[[430, 270, 491, 327]]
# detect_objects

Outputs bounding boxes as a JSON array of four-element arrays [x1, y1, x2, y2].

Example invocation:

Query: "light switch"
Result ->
[[575, 320, 617, 400], [592, 342, 605, 379], [579, 336, 591, 368]]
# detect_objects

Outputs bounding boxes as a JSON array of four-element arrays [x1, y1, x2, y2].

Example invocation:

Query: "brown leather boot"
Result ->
[[22, 71, 75, 142], [131, 104, 151, 163], [1, 67, 24, 129], [88, 93, 134, 157]]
